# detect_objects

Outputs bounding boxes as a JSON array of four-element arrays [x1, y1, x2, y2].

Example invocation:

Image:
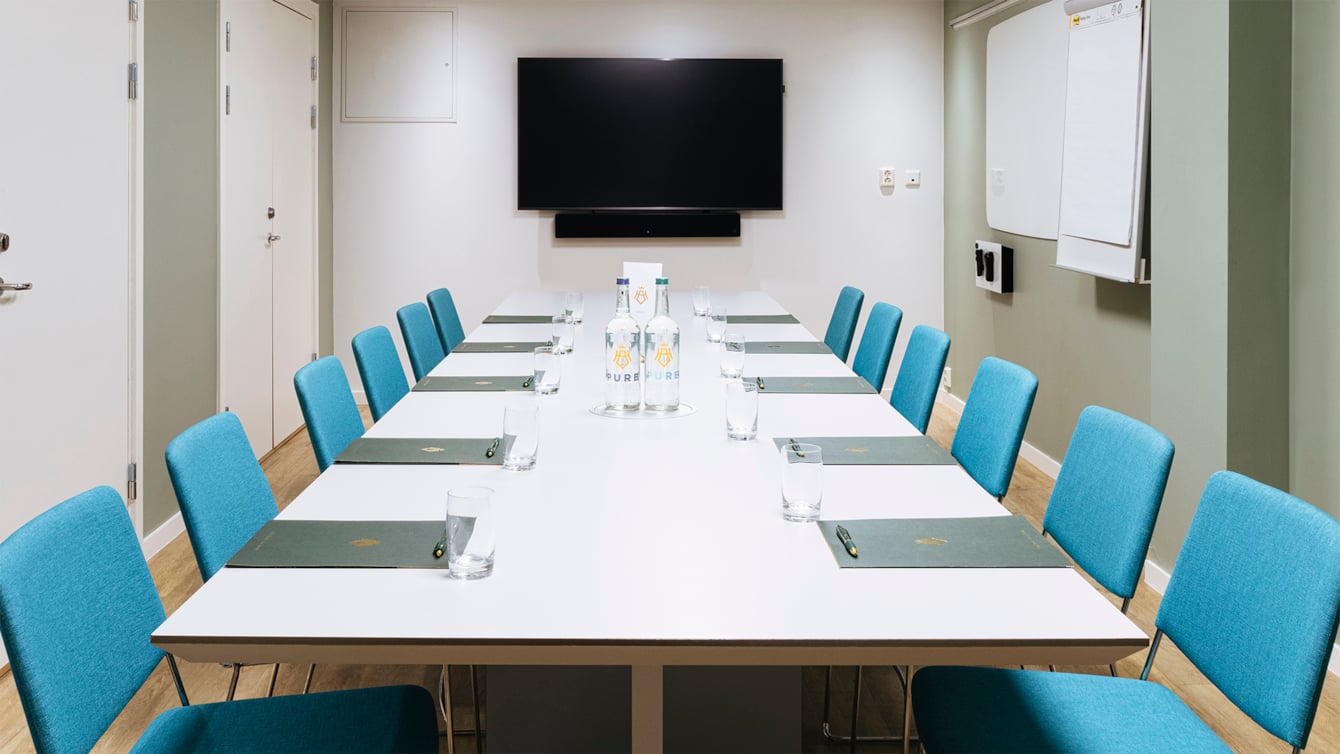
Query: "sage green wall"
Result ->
[[943, 0, 1151, 463], [1149, 0, 1291, 568], [1290, 0, 1340, 522], [143, 0, 219, 534]]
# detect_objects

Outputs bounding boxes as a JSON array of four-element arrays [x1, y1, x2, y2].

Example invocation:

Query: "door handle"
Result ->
[[0, 233, 9, 253], [0, 277, 33, 292], [267, 233, 282, 244]]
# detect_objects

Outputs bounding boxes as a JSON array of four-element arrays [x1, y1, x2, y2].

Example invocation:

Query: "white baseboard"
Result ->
[[936, 391, 1340, 679], [141, 510, 184, 560]]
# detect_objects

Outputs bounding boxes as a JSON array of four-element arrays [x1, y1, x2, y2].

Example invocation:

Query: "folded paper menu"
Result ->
[[227, 520, 450, 569]]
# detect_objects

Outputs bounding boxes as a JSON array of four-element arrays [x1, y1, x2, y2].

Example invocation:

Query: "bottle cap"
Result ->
[[656, 277, 669, 284], [616, 277, 629, 284]]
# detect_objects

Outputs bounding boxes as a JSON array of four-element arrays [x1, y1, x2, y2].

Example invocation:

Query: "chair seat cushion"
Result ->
[[131, 684, 439, 753], [912, 667, 1230, 753]]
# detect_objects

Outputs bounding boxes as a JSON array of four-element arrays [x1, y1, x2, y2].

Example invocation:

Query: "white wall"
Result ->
[[333, 0, 945, 387]]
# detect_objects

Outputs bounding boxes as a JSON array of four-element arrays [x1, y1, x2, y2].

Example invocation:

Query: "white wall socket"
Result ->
[[942, 366, 952, 390], [880, 167, 895, 188], [905, 169, 921, 187]]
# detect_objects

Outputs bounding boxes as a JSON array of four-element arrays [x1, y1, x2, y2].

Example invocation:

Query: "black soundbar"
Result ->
[[555, 212, 741, 239]]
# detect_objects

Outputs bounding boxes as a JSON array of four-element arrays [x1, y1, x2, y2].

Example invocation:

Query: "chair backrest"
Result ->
[[397, 302, 445, 381], [426, 287, 466, 354], [1155, 470, 1340, 750], [950, 356, 1038, 499], [1042, 406, 1174, 600], [851, 302, 903, 394], [294, 356, 365, 471], [0, 487, 166, 753], [166, 412, 280, 581], [353, 325, 410, 422], [889, 325, 950, 434], [823, 286, 865, 363]]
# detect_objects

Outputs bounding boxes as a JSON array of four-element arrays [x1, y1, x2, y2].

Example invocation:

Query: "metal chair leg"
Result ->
[[266, 663, 280, 697], [471, 665, 484, 753], [303, 663, 315, 694], [225, 663, 242, 701], [438, 666, 456, 752], [820, 665, 915, 745]]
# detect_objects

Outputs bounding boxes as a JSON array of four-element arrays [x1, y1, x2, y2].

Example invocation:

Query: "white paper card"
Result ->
[[623, 262, 662, 326]]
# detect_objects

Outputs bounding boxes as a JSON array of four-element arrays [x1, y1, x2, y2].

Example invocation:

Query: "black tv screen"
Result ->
[[517, 57, 783, 211]]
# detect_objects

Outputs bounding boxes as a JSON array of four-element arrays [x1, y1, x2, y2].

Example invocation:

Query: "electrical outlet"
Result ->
[[880, 167, 895, 188], [942, 367, 952, 390]]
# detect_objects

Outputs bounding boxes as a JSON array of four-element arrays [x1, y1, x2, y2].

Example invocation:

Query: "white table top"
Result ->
[[153, 290, 1146, 669]]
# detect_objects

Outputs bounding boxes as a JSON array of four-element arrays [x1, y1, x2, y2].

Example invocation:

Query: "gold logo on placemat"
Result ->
[[915, 537, 948, 546], [846, 447, 870, 454], [474, 380, 494, 385], [422, 447, 445, 453], [350, 538, 381, 547], [798, 382, 815, 388]]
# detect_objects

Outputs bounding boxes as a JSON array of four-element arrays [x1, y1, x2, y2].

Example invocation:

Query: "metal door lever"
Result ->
[[267, 233, 282, 244], [0, 277, 33, 292]]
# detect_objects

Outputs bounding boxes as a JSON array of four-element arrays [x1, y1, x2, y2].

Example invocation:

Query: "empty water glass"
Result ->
[[706, 307, 728, 343], [446, 486, 495, 579], [533, 346, 560, 394], [502, 397, 539, 470], [692, 286, 711, 317], [551, 314, 574, 354], [724, 380, 758, 440], [781, 442, 823, 522], [564, 291, 585, 324], [721, 332, 746, 378]]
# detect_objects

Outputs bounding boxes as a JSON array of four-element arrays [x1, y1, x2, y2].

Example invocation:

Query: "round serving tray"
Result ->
[[589, 403, 698, 420]]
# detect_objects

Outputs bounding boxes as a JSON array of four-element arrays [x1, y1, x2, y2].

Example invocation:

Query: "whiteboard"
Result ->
[[984, 0, 1069, 240], [1056, 0, 1149, 282]]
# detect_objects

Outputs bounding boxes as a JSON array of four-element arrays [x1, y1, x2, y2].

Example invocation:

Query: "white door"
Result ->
[[0, 1, 136, 658], [220, 0, 317, 457]]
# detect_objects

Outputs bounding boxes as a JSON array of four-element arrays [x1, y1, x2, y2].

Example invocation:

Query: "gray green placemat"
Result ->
[[726, 314, 800, 324], [482, 315, 555, 324], [816, 516, 1071, 568], [751, 376, 876, 394], [744, 341, 832, 355], [413, 375, 535, 392], [227, 520, 450, 569], [772, 435, 955, 465], [335, 437, 504, 465], [452, 341, 551, 353]]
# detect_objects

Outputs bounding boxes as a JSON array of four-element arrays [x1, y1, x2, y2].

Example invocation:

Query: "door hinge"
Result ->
[[311, 353, 318, 363], [225, 85, 231, 115], [128, 63, 138, 100], [310, 105, 317, 130], [127, 462, 138, 502], [129, 0, 139, 22], [311, 56, 319, 81], [225, 22, 231, 52]]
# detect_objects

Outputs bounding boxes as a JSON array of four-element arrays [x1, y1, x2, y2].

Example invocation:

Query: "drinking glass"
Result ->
[[692, 286, 711, 317], [720, 332, 746, 378], [551, 314, 574, 354], [564, 291, 585, 324], [533, 345, 560, 394], [780, 443, 823, 522], [724, 380, 758, 441], [706, 307, 728, 343], [446, 486, 495, 579], [502, 397, 539, 470]]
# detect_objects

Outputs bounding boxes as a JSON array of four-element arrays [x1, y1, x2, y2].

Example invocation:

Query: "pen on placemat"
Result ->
[[756, 376, 765, 391], [789, 437, 804, 457], [522, 375, 534, 389], [836, 525, 858, 558], [485, 437, 500, 458], [433, 533, 447, 559]]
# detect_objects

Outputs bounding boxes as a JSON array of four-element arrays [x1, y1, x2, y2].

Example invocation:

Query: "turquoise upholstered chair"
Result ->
[[823, 286, 865, 363], [294, 356, 364, 472], [913, 470, 1340, 753], [353, 326, 410, 422], [427, 287, 467, 354], [0, 486, 438, 754], [166, 411, 315, 699], [1044, 406, 1174, 675], [889, 325, 950, 434], [397, 302, 445, 381], [850, 302, 902, 393], [950, 356, 1038, 500]]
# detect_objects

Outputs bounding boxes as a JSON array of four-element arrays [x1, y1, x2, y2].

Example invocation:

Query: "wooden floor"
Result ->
[[0, 403, 1336, 753]]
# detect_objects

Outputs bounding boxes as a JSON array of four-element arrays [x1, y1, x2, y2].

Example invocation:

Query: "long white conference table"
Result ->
[[153, 289, 1147, 752]]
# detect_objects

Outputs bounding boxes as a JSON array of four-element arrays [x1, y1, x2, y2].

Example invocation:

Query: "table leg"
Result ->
[[902, 665, 915, 754], [631, 665, 664, 753]]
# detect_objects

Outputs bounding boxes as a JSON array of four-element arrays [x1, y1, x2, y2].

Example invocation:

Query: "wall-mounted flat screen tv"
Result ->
[[517, 57, 783, 211]]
